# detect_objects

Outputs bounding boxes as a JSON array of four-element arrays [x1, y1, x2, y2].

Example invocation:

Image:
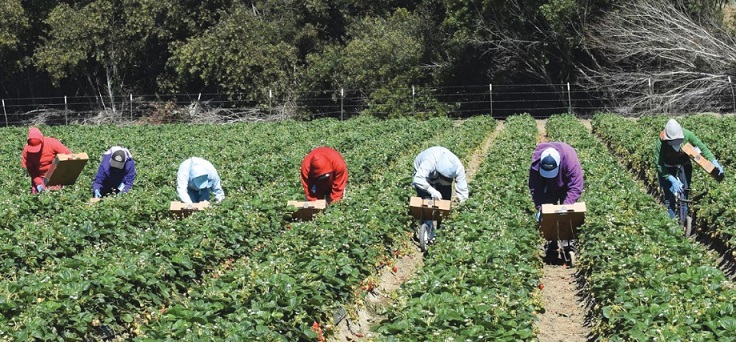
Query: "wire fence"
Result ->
[[1, 82, 734, 126]]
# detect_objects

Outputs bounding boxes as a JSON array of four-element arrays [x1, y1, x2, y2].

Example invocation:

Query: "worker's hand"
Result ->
[[94, 189, 102, 198], [711, 159, 724, 175], [429, 188, 443, 200], [667, 175, 683, 195], [535, 211, 541, 222], [36, 184, 44, 193]]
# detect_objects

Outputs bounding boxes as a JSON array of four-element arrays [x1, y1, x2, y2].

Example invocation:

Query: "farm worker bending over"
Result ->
[[413, 146, 468, 203], [528, 142, 584, 220], [301, 147, 348, 204], [92, 146, 136, 198], [656, 118, 723, 219], [177, 157, 225, 204], [21, 127, 71, 194], [412, 146, 468, 242]]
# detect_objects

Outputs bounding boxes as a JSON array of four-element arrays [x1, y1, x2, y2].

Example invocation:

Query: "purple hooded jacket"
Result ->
[[92, 147, 136, 195], [528, 142, 584, 210]]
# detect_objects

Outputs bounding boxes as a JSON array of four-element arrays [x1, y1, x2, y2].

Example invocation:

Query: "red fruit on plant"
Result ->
[[392, 266, 398, 273], [539, 284, 544, 290]]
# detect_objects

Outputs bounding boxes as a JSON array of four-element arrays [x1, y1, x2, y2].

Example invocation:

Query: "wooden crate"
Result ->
[[681, 143, 723, 181], [170, 201, 209, 218], [287, 200, 327, 221], [44, 153, 89, 186], [408, 197, 451, 220], [539, 202, 586, 241]]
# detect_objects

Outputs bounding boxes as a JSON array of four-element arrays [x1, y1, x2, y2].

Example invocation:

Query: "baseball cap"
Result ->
[[436, 154, 458, 179], [192, 175, 209, 189], [110, 150, 126, 169], [539, 147, 561, 179]]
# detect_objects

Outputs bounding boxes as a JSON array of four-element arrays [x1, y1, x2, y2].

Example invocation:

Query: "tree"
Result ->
[[32, 0, 224, 112], [164, 4, 299, 105], [301, 8, 454, 118], [0, 0, 29, 72], [580, 0, 736, 114]]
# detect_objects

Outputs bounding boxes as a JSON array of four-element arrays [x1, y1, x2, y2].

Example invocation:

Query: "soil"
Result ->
[[537, 265, 589, 342], [330, 120, 505, 341], [533, 119, 590, 342], [537, 119, 548, 143], [467, 121, 505, 182], [579, 119, 592, 133], [586, 117, 736, 281]]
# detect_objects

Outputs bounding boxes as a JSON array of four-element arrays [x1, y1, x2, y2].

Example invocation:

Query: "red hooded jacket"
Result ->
[[21, 127, 71, 190], [300, 147, 348, 202]]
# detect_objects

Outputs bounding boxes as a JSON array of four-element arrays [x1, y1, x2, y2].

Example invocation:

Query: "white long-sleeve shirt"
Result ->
[[176, 157, 225, 203], [413, 146, 468, 202]]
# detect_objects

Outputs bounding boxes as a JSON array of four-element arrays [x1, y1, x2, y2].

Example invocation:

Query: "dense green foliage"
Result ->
[[377, 114, 542, 340], [6, 113, 736, 340], [0, 116, 499, 339], [551, 114, 736, 340], [1, 0, 730, 118]]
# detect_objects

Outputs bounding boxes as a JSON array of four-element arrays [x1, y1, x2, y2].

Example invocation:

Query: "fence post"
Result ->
[[130, 94, 133, 121], [2, 99, 7, 127], [567, 82, 572, 114], [269, 89, 273, 116], [729, 76, 735, 113], [489, 84, 493, 117], [64, 96, 68, 125], [340, 88, 344, 120], [412, 86, 416, 115], [648, 78, 653, 113]]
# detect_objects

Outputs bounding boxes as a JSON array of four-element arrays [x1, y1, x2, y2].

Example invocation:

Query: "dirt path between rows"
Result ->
[[534, 119, 590, 342], [585, 117, 736, 281], [467, 121, 505, 182], [331, 121, 505, 341]]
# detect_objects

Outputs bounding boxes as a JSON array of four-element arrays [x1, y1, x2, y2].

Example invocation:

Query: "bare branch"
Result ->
[[580, 0, 736, 115]]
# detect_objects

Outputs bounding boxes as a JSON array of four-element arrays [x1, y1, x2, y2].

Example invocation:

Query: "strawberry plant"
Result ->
[[376, 114, 543, 340], [551, 114, 736, 340]]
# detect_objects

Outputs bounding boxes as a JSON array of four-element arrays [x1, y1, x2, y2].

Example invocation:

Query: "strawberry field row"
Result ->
[[0, 117, 451, 339], [547, 114, 736, 340], [136, 116, 496, 339], [592, 114, 736, 249], [376, 114, 543, 340]]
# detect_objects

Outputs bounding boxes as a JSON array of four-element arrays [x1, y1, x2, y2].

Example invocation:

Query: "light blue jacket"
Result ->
[[413, 146, 468, 202], [176, 157, 225, 204]]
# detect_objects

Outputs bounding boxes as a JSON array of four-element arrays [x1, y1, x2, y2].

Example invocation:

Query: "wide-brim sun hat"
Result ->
[[663, 119, 685, 149]]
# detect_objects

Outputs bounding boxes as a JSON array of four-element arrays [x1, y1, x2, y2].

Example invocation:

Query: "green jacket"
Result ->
[[655, 128, 715, 179]]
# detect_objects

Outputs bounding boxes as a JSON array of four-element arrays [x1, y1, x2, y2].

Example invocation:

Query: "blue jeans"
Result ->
[[188, 188, 211, 203], [659, 164, 691, 219]]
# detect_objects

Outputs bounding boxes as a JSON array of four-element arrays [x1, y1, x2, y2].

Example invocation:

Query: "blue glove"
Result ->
[[711, 159, 724, 175], [36, 184, 44, 193], [94, 189, 102, 198], [666, 175, 683, 194], [535, 211, 541, 222]]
